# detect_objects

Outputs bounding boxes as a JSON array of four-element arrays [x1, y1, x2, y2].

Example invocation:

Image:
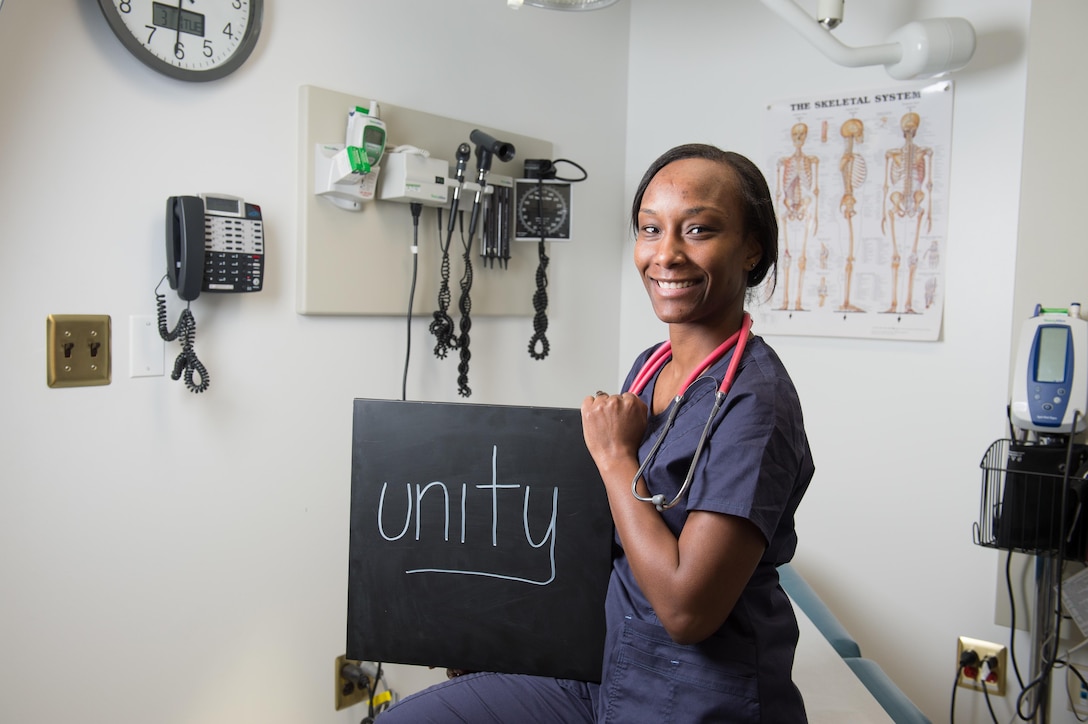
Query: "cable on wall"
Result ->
[[401, 203, 424, 401]]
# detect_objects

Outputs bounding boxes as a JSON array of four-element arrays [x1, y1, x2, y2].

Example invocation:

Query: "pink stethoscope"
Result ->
[[626, 312, 753, 511]]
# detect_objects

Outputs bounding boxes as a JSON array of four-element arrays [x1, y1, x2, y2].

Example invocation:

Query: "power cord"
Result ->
[[950, 648, 979, 724], [340, 660, 396, 722], [402, 203, 422, 400], [1004, 550, 1027, 692], [980, 655, 1000, 723], [362, 661, 384, 723], [1067, 663, 1088, 721]]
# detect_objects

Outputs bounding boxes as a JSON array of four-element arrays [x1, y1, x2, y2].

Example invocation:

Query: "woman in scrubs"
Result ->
[[380, 144, 814, 723]]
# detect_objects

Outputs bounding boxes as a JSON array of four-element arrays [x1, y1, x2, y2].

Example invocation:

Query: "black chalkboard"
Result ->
[[347, 399, 613, 682]]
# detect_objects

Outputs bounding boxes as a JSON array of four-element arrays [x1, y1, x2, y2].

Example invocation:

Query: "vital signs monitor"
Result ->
[[1010, 304, 1088, 434]]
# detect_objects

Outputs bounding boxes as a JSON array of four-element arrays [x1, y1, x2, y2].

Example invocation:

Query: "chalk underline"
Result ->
[[404, 568, 555, 586]]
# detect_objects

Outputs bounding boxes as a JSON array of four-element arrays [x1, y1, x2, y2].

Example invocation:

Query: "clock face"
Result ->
[[97, 0, 263, 82], [515, 182, 571, 240]]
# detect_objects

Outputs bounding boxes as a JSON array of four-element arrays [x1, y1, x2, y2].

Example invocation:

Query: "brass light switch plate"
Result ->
[[46, 315, 112, 388]]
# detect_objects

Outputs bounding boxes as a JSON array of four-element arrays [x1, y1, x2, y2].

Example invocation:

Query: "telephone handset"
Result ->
[[160, 193, 264, 394], [165, 193, 265, 301], [166, 195, 205, 301]]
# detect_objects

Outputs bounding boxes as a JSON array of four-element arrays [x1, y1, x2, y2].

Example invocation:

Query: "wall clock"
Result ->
[[97, 0, 263, 82], [514, 180, 571, 240]]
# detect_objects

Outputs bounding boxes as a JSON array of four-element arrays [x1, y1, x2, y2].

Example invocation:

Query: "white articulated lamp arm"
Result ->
[[758, 0, 976, 80]]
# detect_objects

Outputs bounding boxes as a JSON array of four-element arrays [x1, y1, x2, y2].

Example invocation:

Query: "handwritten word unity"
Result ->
[[375, 446, 559, 585]]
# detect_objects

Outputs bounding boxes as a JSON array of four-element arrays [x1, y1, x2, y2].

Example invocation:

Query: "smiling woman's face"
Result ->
[[634, 157, 760, 332]]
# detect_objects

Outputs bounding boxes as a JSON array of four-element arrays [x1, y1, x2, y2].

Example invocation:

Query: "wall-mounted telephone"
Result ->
[[166, 193, 265, 301], [159, 193, 264, 394]]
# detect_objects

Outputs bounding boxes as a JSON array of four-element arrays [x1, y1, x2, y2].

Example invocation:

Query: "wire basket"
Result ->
[[974, 438, 1088, 561]]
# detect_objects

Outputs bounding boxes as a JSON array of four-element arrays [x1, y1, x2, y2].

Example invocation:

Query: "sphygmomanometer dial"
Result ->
[[516, 183, 571, 239], [97, 0, 263, 82]]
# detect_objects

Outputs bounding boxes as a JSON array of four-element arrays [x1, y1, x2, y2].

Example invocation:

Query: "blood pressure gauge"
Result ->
[[515, 180, 571, 240]]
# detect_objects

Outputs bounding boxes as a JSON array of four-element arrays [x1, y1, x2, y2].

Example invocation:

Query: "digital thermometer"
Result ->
[[1010, 304, 1088, 433]]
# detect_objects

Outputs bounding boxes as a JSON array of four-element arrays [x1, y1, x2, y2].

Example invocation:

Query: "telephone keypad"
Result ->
[[202, 207, 264, 293]]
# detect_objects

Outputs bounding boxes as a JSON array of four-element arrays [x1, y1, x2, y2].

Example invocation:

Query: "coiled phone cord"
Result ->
[[156, 277, 209, 393]]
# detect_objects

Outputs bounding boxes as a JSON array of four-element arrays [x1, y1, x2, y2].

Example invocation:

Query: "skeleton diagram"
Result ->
[[881, 112, 933, 314], [837, 118, 866, 312], [775, 123, 819, 311]]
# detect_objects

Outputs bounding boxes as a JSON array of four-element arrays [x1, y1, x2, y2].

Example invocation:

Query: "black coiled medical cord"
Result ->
[[156, 279, 209, 393], [528, 177, 551, 361], [528, 237, 550, 360], [456, 226, 474, 397], [525, 159, 586, 361], [429, 209, 458, 358]]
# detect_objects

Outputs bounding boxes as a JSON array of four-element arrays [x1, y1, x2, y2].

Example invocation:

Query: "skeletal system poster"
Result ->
[[752, 81, 954, 341]]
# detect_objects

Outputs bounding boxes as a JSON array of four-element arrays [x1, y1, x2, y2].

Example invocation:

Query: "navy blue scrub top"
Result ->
[[599, 335, 814, 724]]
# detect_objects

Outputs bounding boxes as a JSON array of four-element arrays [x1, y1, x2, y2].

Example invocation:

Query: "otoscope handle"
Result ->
[[453, 143, 471, 183], [448, 143, 472, 233]]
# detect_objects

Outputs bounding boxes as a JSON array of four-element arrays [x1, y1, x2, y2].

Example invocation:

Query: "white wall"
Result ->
[[5, 1, 1081, 723], [1013, 2, 1088, 339], [622, 1, 1088, 722], [0, 2, 628, 722]]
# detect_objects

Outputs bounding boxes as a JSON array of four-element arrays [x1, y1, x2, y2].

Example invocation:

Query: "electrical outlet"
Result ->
[[334, 655, 372, 711], [957, 636, 1007, 696], [1068, 666, 1088, 714], [46, 315, 111, 388]]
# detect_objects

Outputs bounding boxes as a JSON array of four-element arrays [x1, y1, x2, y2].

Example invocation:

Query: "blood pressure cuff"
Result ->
[[995, 442, 1088, 559]]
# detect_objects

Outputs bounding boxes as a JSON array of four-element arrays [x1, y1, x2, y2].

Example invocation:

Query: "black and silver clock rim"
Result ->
[[96, 0, 263, 82]]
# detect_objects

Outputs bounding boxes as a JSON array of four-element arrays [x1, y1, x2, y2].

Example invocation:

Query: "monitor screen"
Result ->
[[1035, 326, 1069, 384]]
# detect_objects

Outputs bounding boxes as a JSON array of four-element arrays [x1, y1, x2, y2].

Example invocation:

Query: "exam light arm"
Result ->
[[758, 0, 976, 80]]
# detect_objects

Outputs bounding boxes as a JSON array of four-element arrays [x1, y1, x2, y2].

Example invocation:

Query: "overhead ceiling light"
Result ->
[[507, 0, 620, 10]]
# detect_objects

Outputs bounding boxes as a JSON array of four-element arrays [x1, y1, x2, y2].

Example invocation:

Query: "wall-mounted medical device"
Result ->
[[298, 85, 553, 318], [1010, 304, 1088, 434], [376, 147, 511, 212], [377, 149, 450, 208], [314, 101, 388, 211]]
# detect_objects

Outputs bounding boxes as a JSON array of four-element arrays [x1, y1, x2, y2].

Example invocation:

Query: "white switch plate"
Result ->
[[129, 315, 164, 377]]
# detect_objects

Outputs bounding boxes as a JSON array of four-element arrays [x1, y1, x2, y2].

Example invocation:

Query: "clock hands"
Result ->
[[174, 0, 184, 58]]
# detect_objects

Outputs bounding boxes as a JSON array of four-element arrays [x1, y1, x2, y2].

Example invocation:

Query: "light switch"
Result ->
[[46, 314, 111, 388]]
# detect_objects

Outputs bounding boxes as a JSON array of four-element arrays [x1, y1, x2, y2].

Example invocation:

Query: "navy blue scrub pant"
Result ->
[[377, 672, 599, 723]]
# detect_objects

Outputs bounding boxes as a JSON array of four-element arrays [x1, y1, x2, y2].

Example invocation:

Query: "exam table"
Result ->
[[783, 563, 931, 724]]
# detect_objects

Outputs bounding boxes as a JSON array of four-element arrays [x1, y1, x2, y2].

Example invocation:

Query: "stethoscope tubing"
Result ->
[[628, 312, 753, 511]]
